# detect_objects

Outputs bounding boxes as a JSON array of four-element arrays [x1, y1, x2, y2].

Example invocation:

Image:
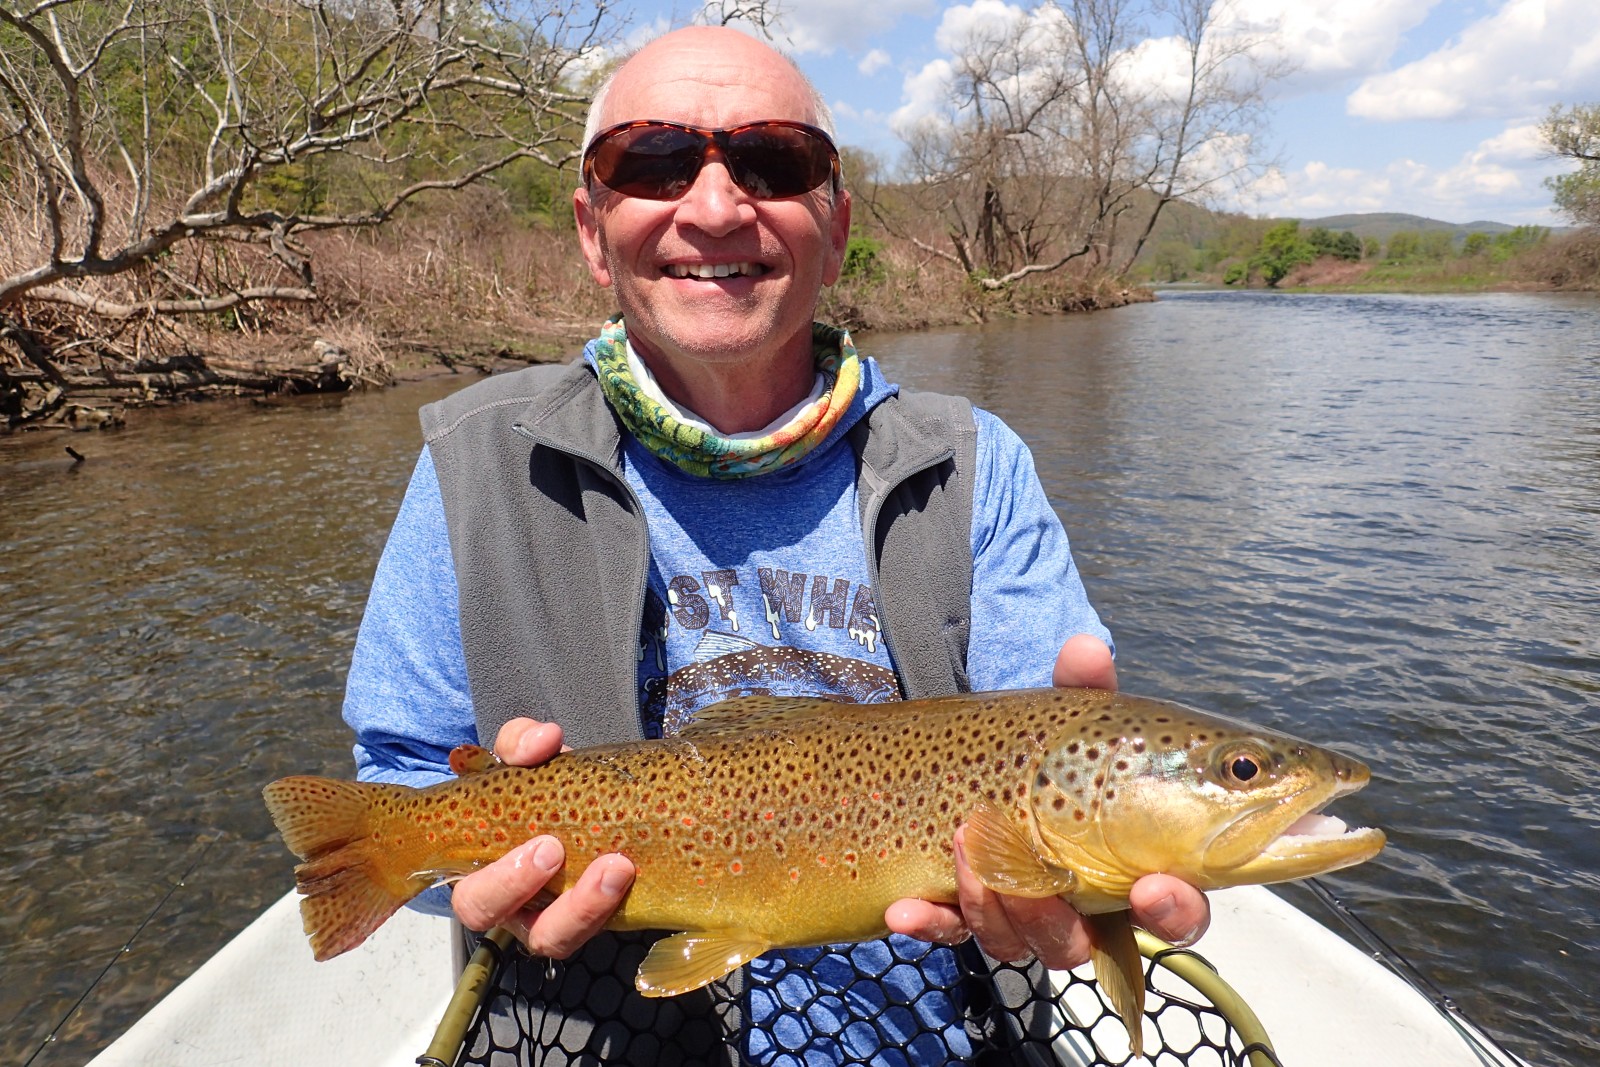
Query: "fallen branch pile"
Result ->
[[0, 310, 389, 433]]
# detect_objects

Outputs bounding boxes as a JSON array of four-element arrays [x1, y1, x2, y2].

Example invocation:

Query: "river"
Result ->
[[3, 290, 1596, 1066]]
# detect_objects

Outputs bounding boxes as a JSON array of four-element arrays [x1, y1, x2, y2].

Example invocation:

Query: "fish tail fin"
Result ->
[[262, 775, 431, 961]]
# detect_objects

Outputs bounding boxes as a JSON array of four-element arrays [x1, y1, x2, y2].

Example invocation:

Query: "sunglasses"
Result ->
[[582, 119, 841, 201]]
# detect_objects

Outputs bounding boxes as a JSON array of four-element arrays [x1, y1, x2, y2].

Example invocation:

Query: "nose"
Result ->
[[674, 146, 756, 236]]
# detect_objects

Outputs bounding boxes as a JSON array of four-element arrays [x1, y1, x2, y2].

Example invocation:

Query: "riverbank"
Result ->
[[2, 255, 1152, 434], [1212, 227, 1600, 294]]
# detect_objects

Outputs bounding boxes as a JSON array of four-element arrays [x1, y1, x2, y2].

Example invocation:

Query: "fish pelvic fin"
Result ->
[[1086, 910, 1148, 1058], [262, 775, 432, 961], [635, 931, 771, 997], [963, 800, 1078, 897]]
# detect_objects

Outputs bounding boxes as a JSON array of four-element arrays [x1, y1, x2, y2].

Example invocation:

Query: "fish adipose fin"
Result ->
[[1086, 910, 1148, 1057], [262, 776, 437, 961], [963, 800, 1078, 897], [635, 930, 771, 997], [448, 744, 498, 776]]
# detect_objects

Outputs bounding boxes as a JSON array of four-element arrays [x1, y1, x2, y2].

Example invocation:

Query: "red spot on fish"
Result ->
[[682, 816, 695, 828]]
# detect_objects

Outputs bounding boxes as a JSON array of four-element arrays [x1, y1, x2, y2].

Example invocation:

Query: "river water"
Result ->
[[3, 290, 1596, 1066]]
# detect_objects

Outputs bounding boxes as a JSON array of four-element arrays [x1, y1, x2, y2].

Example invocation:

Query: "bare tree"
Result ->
[[0, 0, 614, 418], [880, 0, 1280, 291]]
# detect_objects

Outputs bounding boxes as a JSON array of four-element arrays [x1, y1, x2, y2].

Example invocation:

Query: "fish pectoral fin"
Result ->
[[448, 744, 499, 776], [1086, 910, 1148, 1058], [963, 800, 1077, 897], [635, 930, 770, 997]]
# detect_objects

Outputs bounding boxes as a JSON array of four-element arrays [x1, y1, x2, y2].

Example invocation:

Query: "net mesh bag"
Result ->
[[449, 927, 1280, 1067]]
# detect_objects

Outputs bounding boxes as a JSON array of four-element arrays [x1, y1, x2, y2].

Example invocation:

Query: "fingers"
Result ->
[[492, 717, 567, 766], [452, 835, 636, 960], [954, 828, 1093, 969], [511, 853, 635, 959], [1129, 873, 1209, 948], [944, 831, 1208, 969], [1053, 634, 1117, 691], [453, 836, 564, 932], [884, 898, 969, 945]]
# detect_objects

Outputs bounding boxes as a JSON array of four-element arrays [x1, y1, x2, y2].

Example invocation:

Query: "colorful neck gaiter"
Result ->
[[591, 317, 862, 479]]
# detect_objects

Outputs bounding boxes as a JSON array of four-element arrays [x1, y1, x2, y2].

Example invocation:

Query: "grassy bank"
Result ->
[[1174, 222, 1600, 295]]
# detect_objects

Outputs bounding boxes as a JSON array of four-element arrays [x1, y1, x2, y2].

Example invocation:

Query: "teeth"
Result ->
[[1283, 814, 1351, 838], [666, 262, 759, 279]]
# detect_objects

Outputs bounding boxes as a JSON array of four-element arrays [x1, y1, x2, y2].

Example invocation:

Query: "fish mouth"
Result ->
[[1229, 805, 1386, 882], [1206, 759, 1385, 882]]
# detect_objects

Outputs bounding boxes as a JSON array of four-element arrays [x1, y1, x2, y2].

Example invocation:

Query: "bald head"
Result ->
[[581, 27, 834, 157]]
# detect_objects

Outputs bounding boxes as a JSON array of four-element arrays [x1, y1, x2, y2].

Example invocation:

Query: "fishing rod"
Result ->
[[21, 836, 217, 1067], [1303, 877, 1527, 1067]]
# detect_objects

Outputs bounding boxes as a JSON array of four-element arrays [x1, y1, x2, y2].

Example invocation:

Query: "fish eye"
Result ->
[[1215, 745, 1269, 788]]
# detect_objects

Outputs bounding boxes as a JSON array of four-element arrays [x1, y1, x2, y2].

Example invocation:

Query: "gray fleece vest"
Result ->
[[420, 358, 977, 750]]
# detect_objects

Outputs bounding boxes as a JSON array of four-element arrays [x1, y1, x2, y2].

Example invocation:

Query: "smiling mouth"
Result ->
[[663, 262, 769, 280]]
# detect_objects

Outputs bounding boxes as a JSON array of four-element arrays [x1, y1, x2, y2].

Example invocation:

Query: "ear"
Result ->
[[574, 186, 612, 288], [820, 189, 852, 287]]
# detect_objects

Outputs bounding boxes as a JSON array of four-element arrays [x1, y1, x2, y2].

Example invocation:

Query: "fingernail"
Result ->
[[1146, 893, 1200, 946], [599, 861, 632, 897], [531, 837, 563, 874]]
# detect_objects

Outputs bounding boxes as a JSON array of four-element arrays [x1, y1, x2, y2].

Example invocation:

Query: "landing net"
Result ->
[[444, 927, 1279, 1067]]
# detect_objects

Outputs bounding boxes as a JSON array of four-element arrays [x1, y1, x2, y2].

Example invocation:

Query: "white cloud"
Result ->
[[932, 0, 1031, 53], [1347, 0, 1600, 121], [1240, 122, 1566, 223], [1218, 0, 1439, 92], [890, 57, 956, 136], [858, 48, 893, 77]]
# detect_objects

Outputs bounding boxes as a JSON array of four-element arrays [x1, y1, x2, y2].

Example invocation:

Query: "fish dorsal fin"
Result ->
[[690, 629, 759, 662], [677, 695, 893, 737], [635, 930, 771, 997], [1086, 910, 1149, 1057], [963, 799, 1078, 898], [448, 744, 498, 776]]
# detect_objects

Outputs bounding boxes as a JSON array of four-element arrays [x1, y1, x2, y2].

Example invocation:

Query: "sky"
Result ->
[[618, 0, 1600, 226]]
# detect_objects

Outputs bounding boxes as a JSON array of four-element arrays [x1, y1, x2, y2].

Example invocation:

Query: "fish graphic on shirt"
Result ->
[[645, 631, 901, 738]]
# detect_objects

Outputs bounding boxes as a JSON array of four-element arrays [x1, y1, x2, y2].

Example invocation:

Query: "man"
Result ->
[[344, 25, 1208, 1065]]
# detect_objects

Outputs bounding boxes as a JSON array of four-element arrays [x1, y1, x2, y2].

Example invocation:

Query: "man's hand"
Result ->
[[885, 634, 1210, 967], [450, 718, 636, 958]]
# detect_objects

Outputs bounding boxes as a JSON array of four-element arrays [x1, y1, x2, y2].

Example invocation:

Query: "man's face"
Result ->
[[573, 31, 851, 375]]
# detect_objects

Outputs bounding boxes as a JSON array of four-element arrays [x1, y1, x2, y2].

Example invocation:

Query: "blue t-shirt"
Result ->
[[343, 353, 1111, 1065]]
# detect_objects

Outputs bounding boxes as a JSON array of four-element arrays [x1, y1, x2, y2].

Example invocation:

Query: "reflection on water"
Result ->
[[2, 291, 1597, 1065]]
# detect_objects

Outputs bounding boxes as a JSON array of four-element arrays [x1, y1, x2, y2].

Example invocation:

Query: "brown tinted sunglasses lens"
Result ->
[[588, 122, 836, 200]]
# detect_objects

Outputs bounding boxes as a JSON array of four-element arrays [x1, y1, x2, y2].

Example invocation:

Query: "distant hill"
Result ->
[[1297, 213, 1519, 243]]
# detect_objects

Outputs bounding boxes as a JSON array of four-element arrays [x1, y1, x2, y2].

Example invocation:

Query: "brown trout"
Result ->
[[264, 688, 1384, 1053]]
